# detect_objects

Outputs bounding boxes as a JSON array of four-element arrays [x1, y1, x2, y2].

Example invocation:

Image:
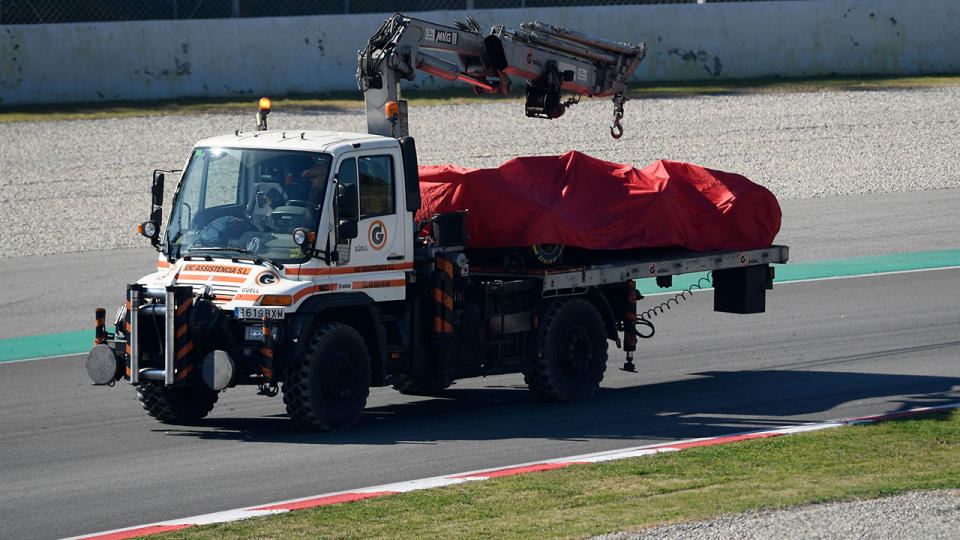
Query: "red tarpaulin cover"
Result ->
[[416, 151, 781, 252]]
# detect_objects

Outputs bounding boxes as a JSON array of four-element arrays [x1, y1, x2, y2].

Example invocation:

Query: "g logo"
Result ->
[[257, 271, 278, 285], [368, 220, 387, 251]]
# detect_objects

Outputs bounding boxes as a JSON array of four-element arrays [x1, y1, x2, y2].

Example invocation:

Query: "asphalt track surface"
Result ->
[[1, 266, 958, 539]]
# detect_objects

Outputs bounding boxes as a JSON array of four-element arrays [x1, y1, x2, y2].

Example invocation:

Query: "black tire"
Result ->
[[524, 298, 608, 402], [283, 322, 371, 431], [137, 383, 219, 425], [391, 375, 451, 396]]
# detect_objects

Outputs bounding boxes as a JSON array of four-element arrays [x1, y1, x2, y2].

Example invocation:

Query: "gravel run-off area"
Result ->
[[1, 87, 959, 258], [594, 489, 960, 540]]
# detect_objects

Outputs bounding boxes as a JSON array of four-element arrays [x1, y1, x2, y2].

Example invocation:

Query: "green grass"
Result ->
[[156, 409, 959, 539], [4, 74, 959, 123]]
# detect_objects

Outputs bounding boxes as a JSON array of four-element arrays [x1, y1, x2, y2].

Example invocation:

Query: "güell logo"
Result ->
[[368, 220, 387, 250]]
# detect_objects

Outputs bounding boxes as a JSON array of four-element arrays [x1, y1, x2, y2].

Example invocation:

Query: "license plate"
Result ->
[[234, 306, 285, 320]]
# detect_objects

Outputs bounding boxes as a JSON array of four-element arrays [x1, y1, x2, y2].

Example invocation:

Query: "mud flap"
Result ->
[[713, 264, 772, 314]]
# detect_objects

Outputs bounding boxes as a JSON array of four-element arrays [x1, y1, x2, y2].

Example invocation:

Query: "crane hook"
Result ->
[[609, 94, 626, 139], [610, 117, 623, 139]]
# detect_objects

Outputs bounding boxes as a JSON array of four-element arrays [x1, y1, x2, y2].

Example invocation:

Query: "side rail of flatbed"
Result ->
[[469, 245, 788, 315], [538, 245, 789, 292]]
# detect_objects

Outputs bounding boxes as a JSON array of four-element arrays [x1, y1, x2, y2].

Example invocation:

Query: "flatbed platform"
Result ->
[[470, 245, 789, 292]]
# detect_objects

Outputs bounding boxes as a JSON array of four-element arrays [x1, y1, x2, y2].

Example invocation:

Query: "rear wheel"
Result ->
[[524, 298, 608, 402], [283, 322, 371, 431], [137, 383, 219, 424]]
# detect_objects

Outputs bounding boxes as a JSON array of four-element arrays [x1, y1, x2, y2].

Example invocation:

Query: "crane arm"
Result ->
[[357, 13, 646, 139]]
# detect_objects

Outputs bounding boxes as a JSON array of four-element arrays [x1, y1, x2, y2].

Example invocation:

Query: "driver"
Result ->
[[263, 186, 285, 213], [301, 158, 330, 205], [250, 185, 285, 230], [279, 155, 329, 204]]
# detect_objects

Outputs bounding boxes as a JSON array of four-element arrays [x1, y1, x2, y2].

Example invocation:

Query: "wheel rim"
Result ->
[[559, 324, 592, 377], [534, 243, 563, 264], [321, 350, 356, 405]]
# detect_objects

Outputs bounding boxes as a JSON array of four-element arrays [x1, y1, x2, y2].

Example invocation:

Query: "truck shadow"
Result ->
[[163, 366, 960, 445]]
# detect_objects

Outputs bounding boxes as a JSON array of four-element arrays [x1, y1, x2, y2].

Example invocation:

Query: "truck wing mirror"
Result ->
[[334, 181, 359, 243], [336, 182, 359, 221], [151, 171, 165, 208], [337, 221, 358, 241], [143, 170, 165, 250]]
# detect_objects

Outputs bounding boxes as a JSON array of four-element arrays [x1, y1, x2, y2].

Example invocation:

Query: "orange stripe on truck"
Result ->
[[176, 273, 247, 284], [353, 279, 405, 290], [292, 283, 336, 303], [433, 288, 453, 309], [176, 340, 194, 361], [284, 262, 412, 276], [175, 364, 193, 381], [436, 257, 454, 276], [233, 293, 262, 302], [175, 297, 193, 316], [433, 316, 453, 333]]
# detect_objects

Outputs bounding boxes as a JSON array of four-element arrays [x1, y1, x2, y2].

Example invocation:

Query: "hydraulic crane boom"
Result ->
[[357, 13, 646, 139]]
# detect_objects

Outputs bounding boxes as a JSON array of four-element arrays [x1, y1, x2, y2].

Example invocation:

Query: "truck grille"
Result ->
[[175, 280, 241, 304]]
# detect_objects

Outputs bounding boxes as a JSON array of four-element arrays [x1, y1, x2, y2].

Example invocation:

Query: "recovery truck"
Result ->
[[86, 14, 789, 430]]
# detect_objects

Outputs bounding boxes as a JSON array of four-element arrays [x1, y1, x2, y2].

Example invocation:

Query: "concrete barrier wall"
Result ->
[[1, 0, 957, 106]]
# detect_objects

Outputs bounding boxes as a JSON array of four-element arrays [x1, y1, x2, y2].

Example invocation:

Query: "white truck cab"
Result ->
[[148, 130, 417, 313]]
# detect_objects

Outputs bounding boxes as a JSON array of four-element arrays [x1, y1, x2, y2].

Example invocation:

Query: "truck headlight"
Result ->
[[139, 221, 158, 239], [293, 227, 316, 247]]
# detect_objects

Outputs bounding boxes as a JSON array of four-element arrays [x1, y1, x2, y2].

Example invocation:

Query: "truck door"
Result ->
[[332, 149, 410, 301]]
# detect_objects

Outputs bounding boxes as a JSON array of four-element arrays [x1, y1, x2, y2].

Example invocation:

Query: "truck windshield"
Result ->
[[165, 147, 332, 263]]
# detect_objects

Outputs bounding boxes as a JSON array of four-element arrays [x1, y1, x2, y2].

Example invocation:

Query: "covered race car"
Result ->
[[416, 151, 781, 256]]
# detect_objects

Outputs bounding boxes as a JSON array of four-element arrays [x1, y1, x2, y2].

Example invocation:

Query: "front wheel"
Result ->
[[137, 383, 219, 425], [283, 322, 371, 431], [524, 298, 608, 402]]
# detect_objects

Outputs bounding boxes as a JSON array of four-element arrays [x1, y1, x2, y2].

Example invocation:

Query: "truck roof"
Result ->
[[193, 130, 398, 154]]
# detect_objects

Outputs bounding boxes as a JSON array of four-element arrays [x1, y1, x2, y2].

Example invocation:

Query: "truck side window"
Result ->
[[358, 155, 395, 218]]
